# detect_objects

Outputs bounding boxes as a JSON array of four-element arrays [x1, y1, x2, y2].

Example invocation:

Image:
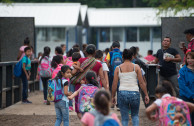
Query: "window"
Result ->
[[112, 28, 123, 42], [139, 27, 150, 41], [153, 27, 161, 42], [126, 27, 137, 42], [100, 28, 110, 42]]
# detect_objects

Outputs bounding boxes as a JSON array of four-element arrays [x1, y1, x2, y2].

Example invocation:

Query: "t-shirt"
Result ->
[[22, 56, 31, 70], [62, 79, 69, 103], [144, 55, 156, 62], [156, 48, 179, 77], [81, 112, 120, 126], [154, 94, 182, 107], [96, 60, 109, 72]]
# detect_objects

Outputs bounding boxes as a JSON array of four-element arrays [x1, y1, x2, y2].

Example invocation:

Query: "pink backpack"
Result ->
[[66, 57, 73, 67], [159, 96, 191, 126], [38, 56, 52, 77], [52, 64, 63, 79], [78, 84, 98, 113]]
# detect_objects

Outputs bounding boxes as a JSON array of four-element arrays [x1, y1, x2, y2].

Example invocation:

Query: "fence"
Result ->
[[0, 60, 39, 109]]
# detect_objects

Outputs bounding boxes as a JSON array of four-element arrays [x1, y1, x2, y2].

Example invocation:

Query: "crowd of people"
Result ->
[[16, 28, 194, 126]]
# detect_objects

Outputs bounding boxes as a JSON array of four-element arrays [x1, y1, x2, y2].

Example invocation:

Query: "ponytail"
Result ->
[[86, 71, 99, 87]]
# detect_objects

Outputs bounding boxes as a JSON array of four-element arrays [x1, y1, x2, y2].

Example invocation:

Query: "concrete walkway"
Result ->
[[0, 91, 157, 126]]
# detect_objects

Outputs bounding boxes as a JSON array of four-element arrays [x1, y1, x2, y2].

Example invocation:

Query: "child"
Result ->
[[68, 71, 99, 118], [95, 50, 109, 88], [146, 81, 194, 124], [51, 55, 64, 79], [21, 47, 32, 104], [81, 89, 122, 126], [54, 65, 72, 126], [71, 52, 83, 73]]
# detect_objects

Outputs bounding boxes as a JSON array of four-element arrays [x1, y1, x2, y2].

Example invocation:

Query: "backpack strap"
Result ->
[[118, 66, 122, 73], [133, 64, 135, 71]]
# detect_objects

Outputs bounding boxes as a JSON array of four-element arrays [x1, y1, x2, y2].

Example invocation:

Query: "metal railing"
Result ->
[[0, 60, 39, 109]]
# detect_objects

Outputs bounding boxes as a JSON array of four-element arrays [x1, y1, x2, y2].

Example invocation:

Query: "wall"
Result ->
[[0, 17, 35, 62], [161, 17, 194, 60]]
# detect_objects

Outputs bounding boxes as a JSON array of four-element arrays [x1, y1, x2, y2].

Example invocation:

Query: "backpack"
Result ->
[[90, 110, 119, 126], [47, 78, 63, 102], [38, 56, 52, 77], [66, 58, 73, 67], [78, 84, 98, 113], [52, 64, 63, 79], [14, 56, 28, 77], [110, 51, 122, 76], [159, 96, 191, 126]]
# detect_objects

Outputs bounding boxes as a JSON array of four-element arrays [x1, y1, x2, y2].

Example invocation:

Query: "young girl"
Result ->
[[54, 65, 72, 126], [146, 81, 194, 123], [178, 51, 194, 124], [81, 89, 122, 126], [68, 71, 99, 116]]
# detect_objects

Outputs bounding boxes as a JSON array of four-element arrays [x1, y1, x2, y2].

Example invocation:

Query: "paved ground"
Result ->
[[0, 91, 157, 126]]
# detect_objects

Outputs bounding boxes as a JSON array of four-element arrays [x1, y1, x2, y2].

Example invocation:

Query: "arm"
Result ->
[[164, 54, 181, 62], [150, 57, 159, 64], [178, 70, 194, 99], [99, 67, 108, 90], [17, 50, 23, 60], [104, 71, 109, 88], [68, 86, 82, 100], [64, 85, 72, 96], [72, 64, 84, 72], [146, 103, 158, 121], [186, 102, 194, 112], [111, 67, 119, 104], [23, 63, 30, 80], [136, 65, 149, 104], [81, 123, 87, 126]]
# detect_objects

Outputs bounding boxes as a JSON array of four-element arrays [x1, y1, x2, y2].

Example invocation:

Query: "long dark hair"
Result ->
[[94, 89, 111, 115], [55, 65, 72, 87], [55, 46, 63, 55], [51, 55, 63, 69], [85, 71, 99, 87], [155, 80, 174, 96], [67, 47, 80, 57], [39, 46, 51, 64]]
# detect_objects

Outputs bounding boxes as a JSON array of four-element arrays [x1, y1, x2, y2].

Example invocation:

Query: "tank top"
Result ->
[[118, 64, 139, 92]]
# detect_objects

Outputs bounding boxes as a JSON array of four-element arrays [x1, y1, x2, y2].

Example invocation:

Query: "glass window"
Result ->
[[139, 27, 150, 41], [100, 28, 110, 42], [153, 27, 161, 42], [126, 27, 137, 42], [51, 28, 65, 42], [112, 28, 123, 41]]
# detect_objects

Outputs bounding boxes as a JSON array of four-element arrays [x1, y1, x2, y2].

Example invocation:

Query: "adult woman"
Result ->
[[178, 51, 194, 125], [72, 44, 108, 119], [17, 37, 30, 61], [112, 49, 149, 126]]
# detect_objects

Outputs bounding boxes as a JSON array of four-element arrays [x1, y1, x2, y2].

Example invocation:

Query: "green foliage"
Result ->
[[143, 0, 194, 16]]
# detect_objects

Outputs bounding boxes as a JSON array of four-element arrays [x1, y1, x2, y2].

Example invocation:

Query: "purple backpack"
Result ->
[[78, 84, 99, 113], [47, 79, 63, 102]]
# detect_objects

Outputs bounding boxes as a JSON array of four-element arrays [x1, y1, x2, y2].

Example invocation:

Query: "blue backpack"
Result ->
[[90, 110, 119, 126], [110, 51, 122, 76], [14, 56, 28, 77]]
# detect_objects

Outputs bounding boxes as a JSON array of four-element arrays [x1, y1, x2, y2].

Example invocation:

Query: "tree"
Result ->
[[143, 0, 194, 16]]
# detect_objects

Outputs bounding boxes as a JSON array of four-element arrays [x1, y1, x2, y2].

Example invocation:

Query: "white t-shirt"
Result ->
[[80, 51, 85, 58], [96, 60, 109, 72], [154, 94, 182, 107]]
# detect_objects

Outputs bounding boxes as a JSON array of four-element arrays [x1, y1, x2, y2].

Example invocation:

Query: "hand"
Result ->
[[80, 80, 85, 84], [164, 57, 172, 62], [27, 75, 30, 80], [69, 92, 73, 96], [145, 95, 149, 104], [150, 115, 157, 121], [68, 96, 73, 100], [36, 75, 39, 80], [80, 68, 84, 72], [112, 97, 116, 105]]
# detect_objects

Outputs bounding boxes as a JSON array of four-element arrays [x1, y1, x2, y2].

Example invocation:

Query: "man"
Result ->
[[106, 41, 122, 109], [181, 28, 194, 54], [144, 50, 155, 62], [152, 37, 181, 96]]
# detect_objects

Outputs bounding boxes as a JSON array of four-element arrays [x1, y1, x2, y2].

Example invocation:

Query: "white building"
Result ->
[[0, 3, 193, 56]]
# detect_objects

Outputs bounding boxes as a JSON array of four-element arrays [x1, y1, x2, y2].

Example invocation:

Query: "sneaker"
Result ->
[[129, 109, 131, 115], [116, 107, 120, 111], [111, 104, 115, 109], [22, 100, 32, 104], [46, 100, 50, 105], [69, 106, 74, 112]]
